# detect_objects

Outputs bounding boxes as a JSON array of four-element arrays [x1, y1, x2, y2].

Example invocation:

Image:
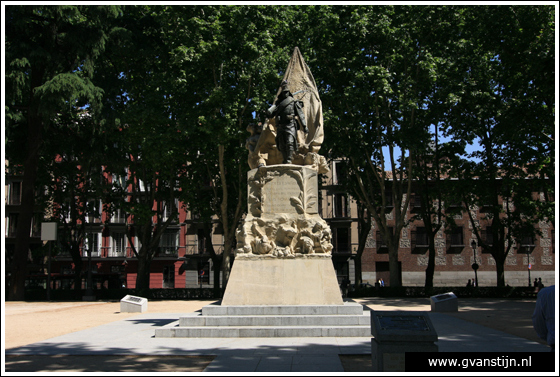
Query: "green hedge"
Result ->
[[348, 285, 539, 299], [23, 285, 539, 301], [23, 288, 221, 301]]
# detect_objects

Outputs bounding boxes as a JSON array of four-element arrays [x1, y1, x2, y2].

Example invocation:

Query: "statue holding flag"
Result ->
[[247, 47, 328, 173]]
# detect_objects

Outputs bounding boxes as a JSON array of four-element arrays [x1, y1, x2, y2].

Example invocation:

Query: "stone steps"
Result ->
[[201, 302, 366, 316], [154, 301, 372, 338], [156, 324, 371, 338], [179, 312, 371, 327]]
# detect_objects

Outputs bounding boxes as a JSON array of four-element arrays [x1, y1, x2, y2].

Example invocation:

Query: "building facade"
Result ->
[[4, 160, 555, 293]]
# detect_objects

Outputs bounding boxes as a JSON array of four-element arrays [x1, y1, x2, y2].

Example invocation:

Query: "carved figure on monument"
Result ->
[[245, 123, 262, 153], [247, 47, 329, 174], [266, 80, 308, 164], [234, 49, 334, 261]]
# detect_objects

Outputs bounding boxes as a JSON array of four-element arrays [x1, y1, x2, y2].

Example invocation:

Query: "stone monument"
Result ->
[[154, 48, 370, 338], [221, 47, 341, 306]]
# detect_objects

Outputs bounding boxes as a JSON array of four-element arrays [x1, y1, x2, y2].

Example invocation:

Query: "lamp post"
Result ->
[[526, 247, 532, 287], [83, 215, 95, 301], [471, 240, 479, 287]]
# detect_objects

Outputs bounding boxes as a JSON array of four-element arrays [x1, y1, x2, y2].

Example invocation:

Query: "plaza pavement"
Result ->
[[3, 297, 553, 373]]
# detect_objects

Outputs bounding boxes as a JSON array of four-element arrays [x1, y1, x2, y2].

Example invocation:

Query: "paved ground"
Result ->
[[3, 297, 551, 373]]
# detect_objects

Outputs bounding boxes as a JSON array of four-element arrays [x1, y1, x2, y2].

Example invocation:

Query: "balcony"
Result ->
[[158, 247, 179, 258]]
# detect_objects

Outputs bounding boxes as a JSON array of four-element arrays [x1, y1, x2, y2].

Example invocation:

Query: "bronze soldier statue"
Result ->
[[266, 80, 308, 164]]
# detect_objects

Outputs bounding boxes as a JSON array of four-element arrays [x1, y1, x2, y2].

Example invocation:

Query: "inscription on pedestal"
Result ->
[[377, 315, 430, 332], [238, 166, 329, 257], [262, 173, 301, 214]]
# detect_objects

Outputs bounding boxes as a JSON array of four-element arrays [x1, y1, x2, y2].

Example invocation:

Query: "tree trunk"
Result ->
[[212, 254, 223, 298], [388, 246, 401, 287], [8, 114, 43, 300], [201, 222, 222, 297], [354, 257, 362, 288], [70, 243, 84, 298], [494, 254, 506, 287], [220, 232, 236, 292], [354, 207, 371, 287], [135, 247, 152, 297], [425, 242, 436, 289]]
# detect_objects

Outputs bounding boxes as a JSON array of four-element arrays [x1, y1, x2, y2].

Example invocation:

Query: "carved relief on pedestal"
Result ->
[[236, 165, 333, 259]]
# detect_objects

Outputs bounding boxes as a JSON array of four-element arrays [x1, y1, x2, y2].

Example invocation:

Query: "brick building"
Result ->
[[4, 159, 555, 293], [320, 161, 555, 288]]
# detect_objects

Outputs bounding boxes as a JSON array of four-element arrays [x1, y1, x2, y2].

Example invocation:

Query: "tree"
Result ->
[[443, 5, 555, 287], [45, 111, 111, 296], [404, 7, 469, 289], [93, 5, 188, 296], [5, 5, 120, 300], [166, 5, 301, 290], [317, 6, 456, 287]]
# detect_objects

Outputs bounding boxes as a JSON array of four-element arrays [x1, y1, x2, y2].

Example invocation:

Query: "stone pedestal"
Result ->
[[430, 292, 458, 312], [120, 295, 148, 313], [370, 311, 438, 372], [155, 165, 352, 339], [222, 256, 342, 306], [223, 165, 342, 306]]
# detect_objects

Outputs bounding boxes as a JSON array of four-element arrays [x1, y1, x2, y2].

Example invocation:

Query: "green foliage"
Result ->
[[5, 5, 554, 293]]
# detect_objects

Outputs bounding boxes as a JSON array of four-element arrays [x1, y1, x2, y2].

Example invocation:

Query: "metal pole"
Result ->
[[474, 258, 479, 287], [86, 228, 93, 298], [527, 249, 531, 287], [47, 241, 52, 301], [471, 240, 479, 287]]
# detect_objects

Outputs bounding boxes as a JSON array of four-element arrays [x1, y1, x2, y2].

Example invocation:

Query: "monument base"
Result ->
[[154, 300, 370, 338], [222, 256, 343, 306]]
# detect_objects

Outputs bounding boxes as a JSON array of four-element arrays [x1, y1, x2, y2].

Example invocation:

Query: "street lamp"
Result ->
[[526, 246, 532, 287], [471, 240, 479, 287]]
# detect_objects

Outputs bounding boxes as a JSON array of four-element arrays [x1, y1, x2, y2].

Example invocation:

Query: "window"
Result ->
[[110, 232, 126, 257], [384, 191, 394, 207], [163, 265, 175, 288], [518, 229, 536, 253], [61, 200, 73, 223], [83, 232, 102, 257], [6, 213, 18, 237], [411, 193, 422, 212], [30, 214, 41, 237], [482, 227, 493, 247], [112, 168, 128, 190], [198, 262, 210, 285], [197, 229, 207, 254], [162, 199, 178, 222], [334, 194, 349, 218], [332, 227, 350, 253], [113, 207, 127, 223], [449, 226, 464, 247], [7, 181, 22, 205], [159, 230, 179, 256], [138, 178, 147, 192], [333, 161, 347, 185], [413, 227, 429, 248], [376, 227, 393, 252], [85, 200, 102, 223]]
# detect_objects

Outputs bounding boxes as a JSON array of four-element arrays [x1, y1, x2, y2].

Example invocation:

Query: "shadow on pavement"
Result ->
[[5, 354, 215, 373]]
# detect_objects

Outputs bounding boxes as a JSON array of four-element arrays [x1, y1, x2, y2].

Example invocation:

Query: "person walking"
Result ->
[[532, 285, 555, 351]]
